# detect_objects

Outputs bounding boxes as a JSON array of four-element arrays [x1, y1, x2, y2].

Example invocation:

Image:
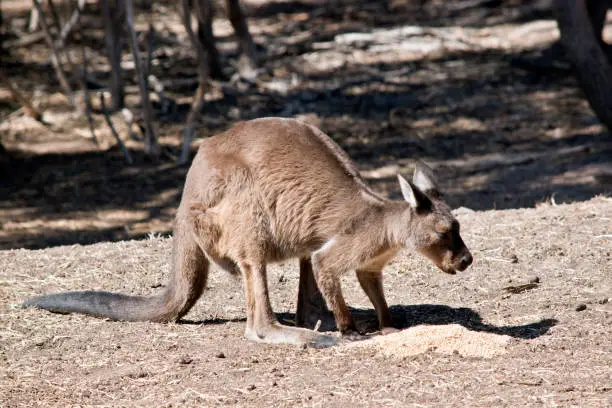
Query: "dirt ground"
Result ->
[[1, 0, 611, 407], [1, 197, 610, 407]]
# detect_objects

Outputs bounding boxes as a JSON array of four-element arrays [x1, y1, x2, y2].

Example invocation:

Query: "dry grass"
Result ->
[[1, 197, 611, 407]]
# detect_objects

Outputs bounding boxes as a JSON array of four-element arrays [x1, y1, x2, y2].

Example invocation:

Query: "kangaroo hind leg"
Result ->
[[296, 257, 331, 330], [240, 257, 337, 348]]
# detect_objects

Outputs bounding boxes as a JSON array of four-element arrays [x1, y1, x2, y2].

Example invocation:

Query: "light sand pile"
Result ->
[[346, 324, 512, 359]]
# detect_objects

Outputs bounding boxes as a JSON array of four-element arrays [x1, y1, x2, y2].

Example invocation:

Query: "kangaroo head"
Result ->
[[396, 162, 473, 275]]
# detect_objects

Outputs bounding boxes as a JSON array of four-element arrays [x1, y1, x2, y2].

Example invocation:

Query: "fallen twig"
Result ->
[[503, 283, 539, 294], [5, 31, 46, 48], [1, 73, 43, 122], [484, 256, 515, 264], [99, 93, 133, 164]]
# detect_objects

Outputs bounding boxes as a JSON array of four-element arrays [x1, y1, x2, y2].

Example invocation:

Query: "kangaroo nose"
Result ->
[[459, 253, 473, 271]]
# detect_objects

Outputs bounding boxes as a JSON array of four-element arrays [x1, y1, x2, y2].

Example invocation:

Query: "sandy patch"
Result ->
[[346, 324, 512, 359]]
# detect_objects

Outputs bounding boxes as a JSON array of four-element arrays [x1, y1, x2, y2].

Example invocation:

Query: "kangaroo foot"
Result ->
[[340, 324, 367, 342], [245, 323, 338, 348]]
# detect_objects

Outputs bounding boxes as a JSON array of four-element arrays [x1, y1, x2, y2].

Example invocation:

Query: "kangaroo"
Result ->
[[23, 118, 473, 347]]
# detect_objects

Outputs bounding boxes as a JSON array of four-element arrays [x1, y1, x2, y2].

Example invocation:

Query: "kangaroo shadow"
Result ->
[[276, 303, 557, 340], [180, 303, 556, 340]]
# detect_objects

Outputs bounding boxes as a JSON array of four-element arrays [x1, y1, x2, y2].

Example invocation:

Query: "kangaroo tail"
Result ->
[[22, 226, 210, 322], [22, 290, 174, 322]]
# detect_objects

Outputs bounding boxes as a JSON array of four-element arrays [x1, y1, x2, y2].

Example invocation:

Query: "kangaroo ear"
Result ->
[[413, 160, 438, 194], [398, 174, 433, 211], [398, 174, 417, 208]]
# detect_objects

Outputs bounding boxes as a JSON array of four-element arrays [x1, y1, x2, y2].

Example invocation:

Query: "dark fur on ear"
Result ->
[[398, 175, 432, 212], [413, 161, 440, 196]]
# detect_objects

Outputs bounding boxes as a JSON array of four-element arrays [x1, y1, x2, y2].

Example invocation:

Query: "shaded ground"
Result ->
[[0, 0, 610, 249], [1, 197, 611, 407]]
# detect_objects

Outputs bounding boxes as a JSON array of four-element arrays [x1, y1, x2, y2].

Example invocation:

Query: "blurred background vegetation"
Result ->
[[0, 0, 610, 249]]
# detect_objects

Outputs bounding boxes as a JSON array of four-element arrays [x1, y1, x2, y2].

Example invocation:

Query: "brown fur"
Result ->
[[24, 118, 472, 347]]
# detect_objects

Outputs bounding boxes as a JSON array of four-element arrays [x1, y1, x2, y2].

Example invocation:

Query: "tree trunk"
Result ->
[[225, 0, 257, 76], [554, 0, 612, 131], [194, 0, 224, 80], [125, 0, 158, 158], [101, 0, 125, 111], [180, 0, 210, 165]]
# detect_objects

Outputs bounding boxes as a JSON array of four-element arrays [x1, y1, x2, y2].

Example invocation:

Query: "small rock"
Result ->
[[598, 298, 609, 305], [177, 357, 192, 365], [575, 304, 587, 312], [510, 254, 519, 264], [272, 381, 278, 387], [215, 352, 226, 359], [529, 276, 540, 284], [247, 385, 256, 391]]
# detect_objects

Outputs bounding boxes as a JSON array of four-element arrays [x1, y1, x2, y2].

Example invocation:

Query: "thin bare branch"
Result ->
[[144, 23, 155, 79], [76, 0, 97, 145], [100, 0, 124, 111], [5, 31, 46, 48], [3, 78, 43, 122], [58, 0, 83, 45], [100, 93, 133, 165], [47, 0, 77, 76], [28, 7, 40, 32], [47, 0, 63, 35], [32, 0, 77, 109], [125, 0, 158, 157], [180, 0, 209, 165]]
